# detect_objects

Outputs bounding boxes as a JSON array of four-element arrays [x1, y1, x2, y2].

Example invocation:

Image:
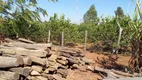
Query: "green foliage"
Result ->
[[128, 0, 142, 42], [46, 13, 81, 44], [83, 4, 98, 23], [0, 0, 141, 59], [0, 0, 57, 40], [127, 0, 142, 73]]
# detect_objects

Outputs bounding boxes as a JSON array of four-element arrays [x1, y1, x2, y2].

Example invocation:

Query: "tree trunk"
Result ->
[[129, 40, 142, 73]]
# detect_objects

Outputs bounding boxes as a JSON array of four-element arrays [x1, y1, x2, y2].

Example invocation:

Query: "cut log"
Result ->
[[55, 63, 68, 69], [67, 58, 79, 64], [57, 56, 67, 61], [48, 53, 58, 62], [94, 66, 123, 78], [0, 56, 23, 68], [9, 67, 30, 77], [30, 56, 46, 66], [58, 47, 83, 57], [118, 77, 142, 80], [49, 63, 65, 70], [0, 47, 48, 58], [27, 76, 37, 80], [59, 52, 77, 60], [5, 38, 15, 43], [30, 70, 40, 76], [36, 76, 47, 80], [47, 60, 56, 66], [44, 69, 49, 74], [45, 48, 52, 57], [0, 71, 19, 80], [47, 67, 56, 72], [23, 56, 32, 66], [18, 38, 35, 44], [3, 41, 52, 50], [111, 69, 134, 77], [31, 65, 43, 73], [56, 59, 68, 65], [24, 67, 32, 73], [88, 66, 124, 79], [52, 74, 66, 80]]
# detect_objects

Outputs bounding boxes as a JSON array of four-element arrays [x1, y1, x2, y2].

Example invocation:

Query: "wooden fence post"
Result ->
[[61, 32, 64, 47], [48, 30, 51, 43], [84, 30, 87, 55]]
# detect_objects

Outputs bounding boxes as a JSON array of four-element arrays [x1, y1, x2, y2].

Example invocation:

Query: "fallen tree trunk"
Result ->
[[0, 47, 48, 57], [9, 67, 31, 77], [0, 71, 20, 80], [0, 56, 23, 68]]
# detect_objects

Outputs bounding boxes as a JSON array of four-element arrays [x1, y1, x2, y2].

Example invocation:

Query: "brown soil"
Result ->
[[67, 70, 102, 80], [66, 45, 131, 80]]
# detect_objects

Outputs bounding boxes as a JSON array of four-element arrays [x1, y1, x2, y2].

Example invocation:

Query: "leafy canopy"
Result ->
[[83, 4, 97, 23], [114, 7, 124, 18], [0, 0, 58, 21]]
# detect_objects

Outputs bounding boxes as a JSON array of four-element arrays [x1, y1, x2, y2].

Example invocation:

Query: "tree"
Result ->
[[127, 0, 142, 73], [115, 7, 124, 18], [83, 4, 97, 23], [0, 0, 57, 39], [0, 0, 57, 20]]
